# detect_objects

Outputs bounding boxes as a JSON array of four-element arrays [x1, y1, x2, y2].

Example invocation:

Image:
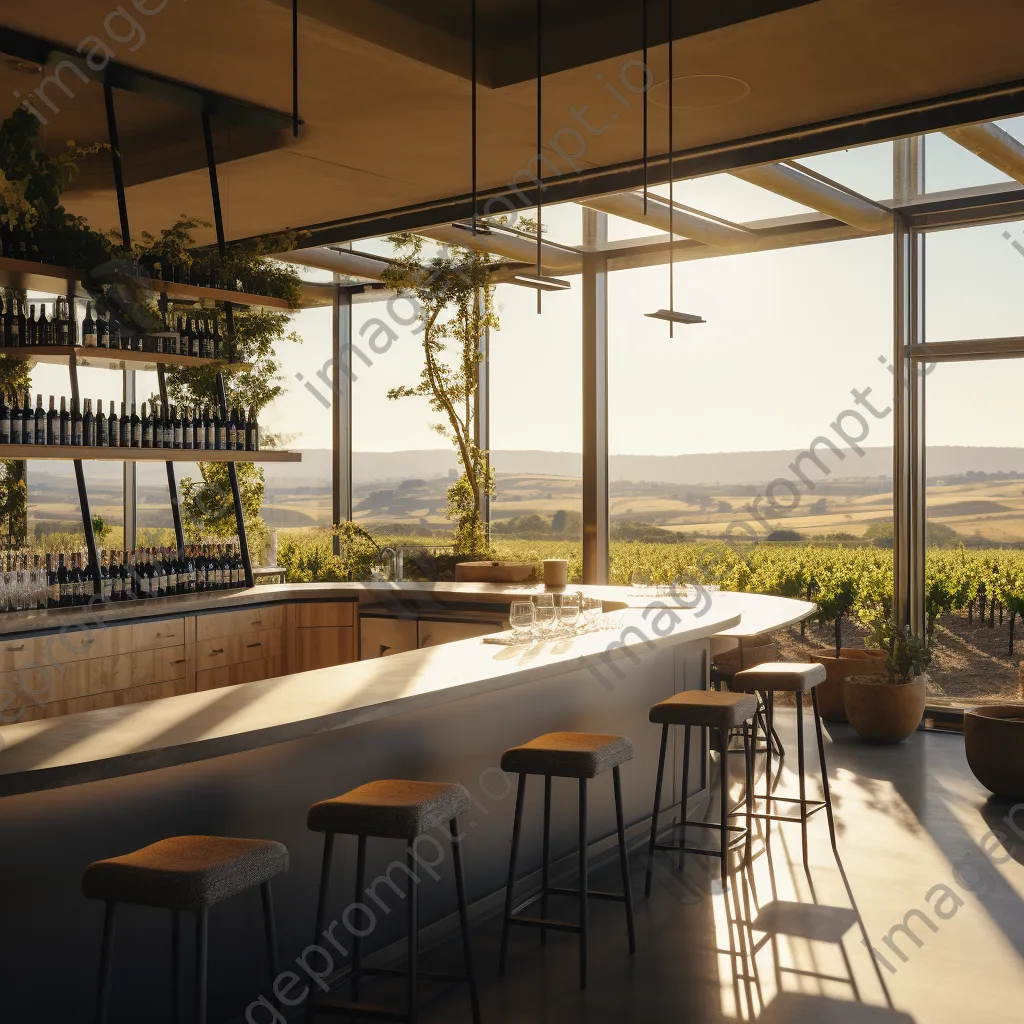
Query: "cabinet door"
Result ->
[[359, 618, 417, 660], [296, 627, 355, 672], [417, 619, 501, 648]]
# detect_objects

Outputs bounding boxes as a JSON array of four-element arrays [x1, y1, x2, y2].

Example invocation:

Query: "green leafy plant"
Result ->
[[864, 616, 931, 684], [381, 233, 497, 556], [815, 566, 860, 658]]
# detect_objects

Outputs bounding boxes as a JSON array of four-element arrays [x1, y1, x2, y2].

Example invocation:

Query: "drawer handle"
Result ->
[[7, 644, 25, 652], [251, 621, 263, 627], [81, 638, 96, 646], [156, 632, 176, 639], [171, 659, 186, 665], [211, 648, 225, 655], [246, 642, 262, 648]]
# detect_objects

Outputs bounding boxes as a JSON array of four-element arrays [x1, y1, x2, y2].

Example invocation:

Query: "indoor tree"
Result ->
[[380, 233, 497, 555]]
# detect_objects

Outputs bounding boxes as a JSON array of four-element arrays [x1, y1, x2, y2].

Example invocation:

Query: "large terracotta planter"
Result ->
[[812, 648, 887, 723], [844, 673, 927, 743], [454, 561, 536, 583], [965, 704, 1024, 797]]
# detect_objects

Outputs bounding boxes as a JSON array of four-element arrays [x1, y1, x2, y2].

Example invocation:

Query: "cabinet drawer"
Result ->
[[132, 645, 188, 684], [294, 602, 355, 628], [296, 627, 354, 672], [196, 604, 284, 640], [417, 619, 501, 648], [241, 629, 283, 664], [131, 618, 186, 651], [197, 657, 282, 693], [359, 618, 417, 660], [124, 678, 193, 704], [52, 624, 133, 665], [0, 636, 41, 674], [196, 634, 243, 669]]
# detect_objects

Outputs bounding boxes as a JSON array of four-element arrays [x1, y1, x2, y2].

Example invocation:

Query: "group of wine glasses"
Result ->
[[508, 593, 605, 643], [0, 552, 49, 611]]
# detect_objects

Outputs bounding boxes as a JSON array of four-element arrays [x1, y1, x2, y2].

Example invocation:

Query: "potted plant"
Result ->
[[812, 571, 885, 722], [844, 617, 931, 743]]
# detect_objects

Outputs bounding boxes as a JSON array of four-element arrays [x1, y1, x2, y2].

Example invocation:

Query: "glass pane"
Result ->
[[924, 219, 1024, 340], [792, 141, 894, 201], [925, 131, 1014, 194], [925, 359, 1024, 706]]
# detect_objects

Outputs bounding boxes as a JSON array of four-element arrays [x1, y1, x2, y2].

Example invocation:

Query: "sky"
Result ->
[[23, 117, 1024, 462]]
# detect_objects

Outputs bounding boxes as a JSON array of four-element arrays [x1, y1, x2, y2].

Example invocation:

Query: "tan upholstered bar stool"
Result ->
[[644, 691, 758, 894], [731, 662, 837, 865], [498, 732, 636, 990], [306, 780, 481, 1024], [82, 835, 288, 1024]]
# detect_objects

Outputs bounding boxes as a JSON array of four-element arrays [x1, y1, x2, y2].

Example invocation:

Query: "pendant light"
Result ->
[[535, 0, 543, 313], [645, 0, 705, 333], [642, 0, 648, 213]]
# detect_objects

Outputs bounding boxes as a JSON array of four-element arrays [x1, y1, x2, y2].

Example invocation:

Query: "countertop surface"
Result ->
[[0, 590, 812, 797], [0, 580, 814, 637]]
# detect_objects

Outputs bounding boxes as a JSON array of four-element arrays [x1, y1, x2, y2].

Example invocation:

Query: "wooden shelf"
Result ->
[[0, 445, 300, 463], [0, 256, 294, 312], [0, 346, 253, 373]]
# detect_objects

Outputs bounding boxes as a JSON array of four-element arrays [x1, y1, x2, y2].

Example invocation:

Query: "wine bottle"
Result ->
[[0, 394, 9, 445], [71, 397, 83, 447], [101, 551, 113, 603], [97, 400, 109, 447], [46, 395, 58, 445], [119, 402, 130, 447], [34, 393, 45, 445], [38, 304, 50, 346], [15, 301, 25, 348], [203, 407, 214, 451], [137, 549, 151, 599], [46, 553, 58, 608], [69, 553, 83, 606], [108, 401, 119, 448], [215, 407, 227, 451], [190, 318, 200, 358], [182, 406, 193, 451], [83, 398, 96, 447], [10, 393, 22, 444], [141, 401, 152, 448], [246, 406, 259, 452], [96, 306, 109, 349], [110, 552, 124, 602], [226, 407, 237, 450], [171, 405, 182, 449], [124, 549, 136, 601], [57, 298, 71, 346], [26, 304, 36, 346], [59, 396, 71, 446], [57, 553, 69, 607], [130, 402, 141, 448], [21, 393, 33, 445], [82, 302, 97, 347]]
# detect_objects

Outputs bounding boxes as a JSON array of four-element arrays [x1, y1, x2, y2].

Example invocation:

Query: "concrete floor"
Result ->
[[328, 712, 1024, 1024]]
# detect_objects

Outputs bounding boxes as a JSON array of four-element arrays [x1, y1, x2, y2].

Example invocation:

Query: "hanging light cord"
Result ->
[[668, 0, 674, 337], [536, 0, 543, 314], [292, 0, 299, 138], [642, 0, 648, 214], [471, 0, 478, 234]]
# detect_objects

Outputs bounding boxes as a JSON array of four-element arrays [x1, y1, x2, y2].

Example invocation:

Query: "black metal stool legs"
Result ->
[[309, 832, 335, 1023], [406, 846, 418, 1024], [645, 725, 669, 898], [261, 883, 281, 1012], [612, 766, 636, 955], [718, 727, 730, 880], [171, 910, 181, 1024], [541, 776, 551, 947], [797, 692, 809, 867], [195, 907, 208, 1024], [499, 774, 527, 977], [812, 687, 839, 852], [352, 835, 367, 1005], [578, 779, 588, 989], [93, 901, 117, 1024], [450, 819, 483, 1024], [679, 725, 692, 872]]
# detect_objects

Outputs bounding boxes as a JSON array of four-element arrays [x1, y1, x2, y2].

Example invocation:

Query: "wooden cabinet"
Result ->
[[196, 605, 285, 641], [360, 617, 418, 660], [417, 619, 501, 648], [196, 656, 282, 693], [295, 627, 355, 672]]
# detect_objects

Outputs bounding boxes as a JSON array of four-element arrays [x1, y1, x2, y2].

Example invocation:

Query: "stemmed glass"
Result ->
[[533, 594, 556, 637], [509, 601, 536, 643], [558, 593, 581, 635], [581, 596, 602, 630]]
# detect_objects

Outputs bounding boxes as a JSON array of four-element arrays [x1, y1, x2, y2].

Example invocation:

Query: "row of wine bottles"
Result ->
[[0, 225, 265, 294], [0, 394, 260, 451], [0, 296, 226, 360], [1, 545, 248, 609]]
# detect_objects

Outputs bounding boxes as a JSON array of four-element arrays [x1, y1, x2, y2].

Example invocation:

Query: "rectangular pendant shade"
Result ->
[[644, 309, 706, 325], [511, 272, 571, 291], [451, 220, 492, 235]]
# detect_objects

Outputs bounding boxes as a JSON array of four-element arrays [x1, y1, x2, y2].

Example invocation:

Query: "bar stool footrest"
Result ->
[[655, 834, 748, 856], [546, 885, 628, 903], [508, 915, 582, 933], [311, 993, 409, 1021], [359, 965, 468, 984]]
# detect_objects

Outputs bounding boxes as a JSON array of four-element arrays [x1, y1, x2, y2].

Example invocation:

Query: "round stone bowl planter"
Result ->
[[812, 648, 888, 723], [965, 704, 1024, 798], [454, 561, 537, 583], [844, 673, 927, 743]]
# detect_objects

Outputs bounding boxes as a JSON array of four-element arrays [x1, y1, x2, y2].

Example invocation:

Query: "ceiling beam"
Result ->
[[944, 122, 1024, 185], [730, 162, 893, 231], [578, 193, 752, 248], [416, 225, 581, 272]]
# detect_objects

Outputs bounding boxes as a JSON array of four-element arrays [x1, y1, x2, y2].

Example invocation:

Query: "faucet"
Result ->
[[378, 547, 402, 582]]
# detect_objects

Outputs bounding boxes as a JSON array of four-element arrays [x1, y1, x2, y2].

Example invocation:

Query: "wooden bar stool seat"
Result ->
[[498, 732, 636, 990], [83, 835, 287, 1024], [307, 780, 481, 1024], [645, 692, 757, 895]]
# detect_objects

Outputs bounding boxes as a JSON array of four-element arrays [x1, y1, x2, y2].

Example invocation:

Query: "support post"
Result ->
[[123, 370, 137, 551], [158, 365, 185, 557], [203, 112, 254, 587], [581, 209, 609, 584], [332, 283, 353, 553], [893, 138, 926, 636], [69, 349, 101, 592], [474, 286, 490, 540]]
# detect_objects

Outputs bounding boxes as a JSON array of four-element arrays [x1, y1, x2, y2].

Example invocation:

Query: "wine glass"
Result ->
[[534, 594, 556, 636], [509, 601, 536, 642], [559, 593, 581, 634], [581, 596, 602, 629]]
